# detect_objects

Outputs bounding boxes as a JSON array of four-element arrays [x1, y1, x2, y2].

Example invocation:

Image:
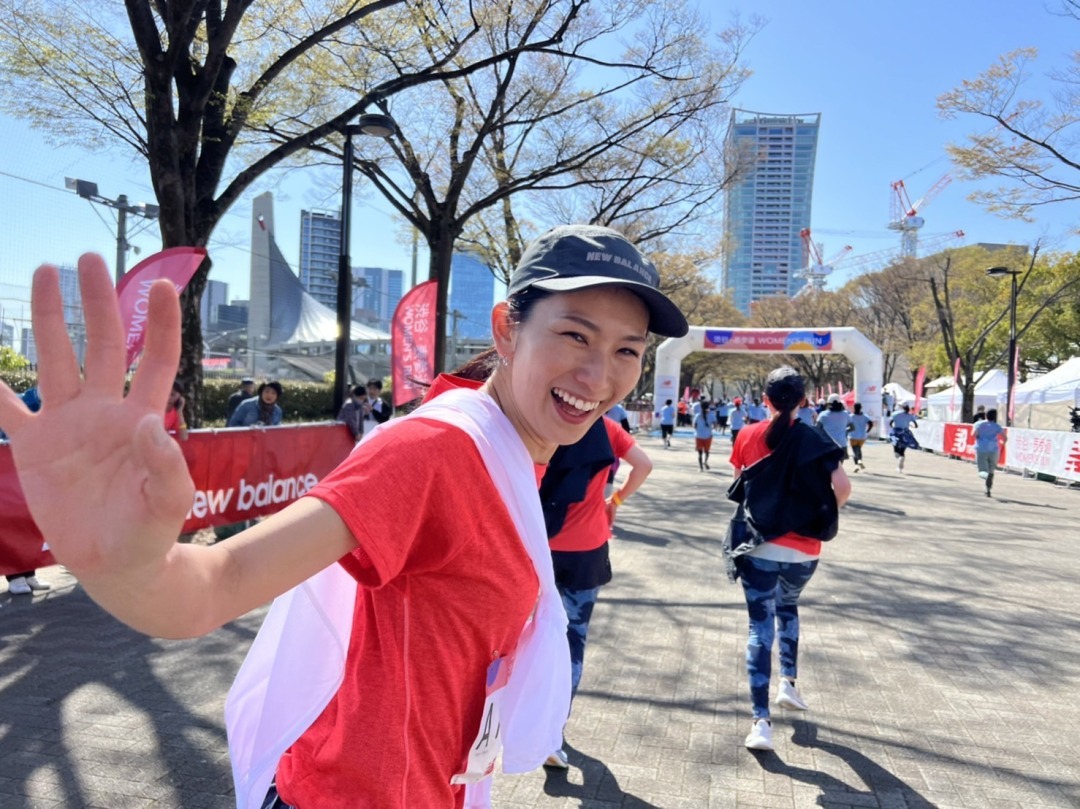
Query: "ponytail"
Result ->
[[765, 405, 797, 450]]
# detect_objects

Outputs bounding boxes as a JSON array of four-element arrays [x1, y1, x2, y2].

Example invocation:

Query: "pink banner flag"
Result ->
[[392, 280, 437, 407], [913, 366, 927, 414], [116, 247, 207, 370], [838, 380, 845, 395], [827, 383, 834, 396]]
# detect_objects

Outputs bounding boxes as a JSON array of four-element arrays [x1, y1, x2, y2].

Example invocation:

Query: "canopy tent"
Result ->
[[925, 375, 955, 390], [1003, 357, 1080, 431], [925, 369, 1008, 422]]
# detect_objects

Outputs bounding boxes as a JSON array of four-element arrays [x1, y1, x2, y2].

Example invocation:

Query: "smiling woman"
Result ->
[[0, 225, 687, 809]]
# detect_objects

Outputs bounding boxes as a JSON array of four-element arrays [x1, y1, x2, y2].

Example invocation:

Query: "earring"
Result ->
[[499, 354, 510, 368]]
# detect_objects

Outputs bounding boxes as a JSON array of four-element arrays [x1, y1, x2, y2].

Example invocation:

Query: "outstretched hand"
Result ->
[[0, 254, 194, 579]]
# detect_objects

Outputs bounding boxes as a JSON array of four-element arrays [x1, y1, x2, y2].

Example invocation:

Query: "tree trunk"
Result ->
[[427, 217, 459, 374]]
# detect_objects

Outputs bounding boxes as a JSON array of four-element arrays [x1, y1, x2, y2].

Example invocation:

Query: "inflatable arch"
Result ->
[[653, 327, 884, 437]]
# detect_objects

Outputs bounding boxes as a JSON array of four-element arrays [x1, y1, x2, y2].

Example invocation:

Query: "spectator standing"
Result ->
[[337, 385, 366, 441], [362, 379, 391, 432], [847, 403, 873, 471], [227, 378, 256, 421], [728, 367, 850, 752], [972, 405, 987, 423], [658, 399, 676, 448], [228, 381, 283, 427], [973, 408, 1007, 497]]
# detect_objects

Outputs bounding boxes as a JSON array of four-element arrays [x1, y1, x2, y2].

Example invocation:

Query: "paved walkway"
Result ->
[[2, 438, 1079, 808]]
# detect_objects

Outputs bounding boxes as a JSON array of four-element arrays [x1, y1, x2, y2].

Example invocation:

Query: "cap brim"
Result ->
[[531, 276, 689, 338]]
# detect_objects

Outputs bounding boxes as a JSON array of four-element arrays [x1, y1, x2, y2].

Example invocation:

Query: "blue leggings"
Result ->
[[736, 555, 818, 720], [559, 586, 601, 698]]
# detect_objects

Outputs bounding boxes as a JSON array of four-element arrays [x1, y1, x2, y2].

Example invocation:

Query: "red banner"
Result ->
[[0, 423, 354, 576], [943, 423, 1008, 464], [391, 280, 437, 407], [116, 247, 206, 369]]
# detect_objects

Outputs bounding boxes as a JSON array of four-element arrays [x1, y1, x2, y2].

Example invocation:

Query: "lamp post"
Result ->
[[64, 178, 160, 285], [986, 265, 1022, 426], [333, 112, 397, 416]]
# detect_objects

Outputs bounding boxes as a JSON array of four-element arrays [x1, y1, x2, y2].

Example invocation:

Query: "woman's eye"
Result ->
[[619, 347, 641, 358], [562, 332, 587, 343]]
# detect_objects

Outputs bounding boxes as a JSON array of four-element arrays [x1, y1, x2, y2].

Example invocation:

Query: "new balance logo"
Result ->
[[1067, 440, 1080, 474], [950, 430, 972, 455]]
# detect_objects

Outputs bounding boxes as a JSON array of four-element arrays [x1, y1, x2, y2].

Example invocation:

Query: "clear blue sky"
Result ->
[[0, 1, 1076, 323]]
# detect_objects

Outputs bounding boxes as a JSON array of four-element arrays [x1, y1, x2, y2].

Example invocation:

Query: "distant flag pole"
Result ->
[[115, 247, 207, 370]]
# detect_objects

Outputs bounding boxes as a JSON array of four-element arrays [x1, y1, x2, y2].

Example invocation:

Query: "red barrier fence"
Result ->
[[0, 423, 355, 577]]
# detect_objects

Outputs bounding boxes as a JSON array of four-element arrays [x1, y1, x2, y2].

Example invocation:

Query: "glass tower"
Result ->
[[723, 110, 820, 315], [299, 209, 342, 309], [449, 253, 495, 341]]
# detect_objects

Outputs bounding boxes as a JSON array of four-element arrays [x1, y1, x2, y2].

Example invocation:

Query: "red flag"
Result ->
[[838, 380, 845, 395], [913, 366, 927, 414], [116, 247, 207, 370], [392, 280, 438, 407], [827, 383, 834, 396]]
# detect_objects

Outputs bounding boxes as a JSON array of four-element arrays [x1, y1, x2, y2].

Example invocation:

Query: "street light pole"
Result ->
[[65, 179, 159, 285], [332, 112, 398, 416], [986, 266, 1022, 427]]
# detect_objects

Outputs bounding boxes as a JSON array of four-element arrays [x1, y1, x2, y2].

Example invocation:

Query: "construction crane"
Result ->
[[888, 172, 952, 257], [795, 228, 852, 294], [842, 230, 966, 275]]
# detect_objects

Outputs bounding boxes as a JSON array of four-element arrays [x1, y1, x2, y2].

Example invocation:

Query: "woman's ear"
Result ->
[[491, 301, 515, 357]]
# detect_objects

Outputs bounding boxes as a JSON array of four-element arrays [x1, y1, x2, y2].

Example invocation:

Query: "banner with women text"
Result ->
[[116, 247, 207, 369], [391, 280, 437, 407], [0, 423, 354, 576]]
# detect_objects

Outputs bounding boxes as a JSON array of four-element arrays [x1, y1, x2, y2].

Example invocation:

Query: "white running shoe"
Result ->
[[543, 748, 570, 769], [776, 678, 809, 711], [7, 577, 31, 595], [25, 576, 51, 591], [978, 471, 989, 480], [744, 718, 773, 751]]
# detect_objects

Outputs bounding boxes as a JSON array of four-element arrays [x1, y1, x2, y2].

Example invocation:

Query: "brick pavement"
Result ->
[[2, 438, 1078, 808]]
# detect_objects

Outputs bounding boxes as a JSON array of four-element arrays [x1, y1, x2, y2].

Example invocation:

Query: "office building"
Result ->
[[299, 209, 342, 309], [352, 266, 405, 332], [723, 109, 820, 314], [200, 279, 229, 332], [449, 253, 495, 341]]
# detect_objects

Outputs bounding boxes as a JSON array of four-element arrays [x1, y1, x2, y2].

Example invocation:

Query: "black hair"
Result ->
[[171, 380, 184, 395], [665, 398, 673, 406], [853, 402, 863, 414], [828, 399, 844, 412], [367, 378, 383, 391], [451, 347, 501, 383], [763, 366, 805, 450], [986, 408, 998, 422], [259, 381, 283, 398], [350, 385, 365, 397]]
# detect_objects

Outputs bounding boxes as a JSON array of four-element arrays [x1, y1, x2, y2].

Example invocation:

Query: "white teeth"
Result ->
[[553, 388, 599, 412]]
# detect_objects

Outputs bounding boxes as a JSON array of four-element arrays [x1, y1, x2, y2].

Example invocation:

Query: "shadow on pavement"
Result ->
[[750, 721, 936, 808], [542, 741, 662, 808], [0, 586, 242, 808]]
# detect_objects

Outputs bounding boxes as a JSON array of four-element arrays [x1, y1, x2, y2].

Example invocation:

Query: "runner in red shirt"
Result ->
[[0, 225, 688, 808]]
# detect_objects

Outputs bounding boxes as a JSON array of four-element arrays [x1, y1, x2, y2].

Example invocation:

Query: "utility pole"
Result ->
[[65, 178, 159, 285], [448, 309, 466, 368]]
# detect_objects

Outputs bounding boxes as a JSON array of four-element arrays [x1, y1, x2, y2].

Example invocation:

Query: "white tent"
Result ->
[[926, 369, 1008, 422], [1004, 357, 1080, 431]]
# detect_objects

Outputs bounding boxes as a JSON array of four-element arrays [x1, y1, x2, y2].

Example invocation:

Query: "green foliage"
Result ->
[[203, 378, 336, 424], [0, 367, 35, 391], [0, 346, 30, 371]]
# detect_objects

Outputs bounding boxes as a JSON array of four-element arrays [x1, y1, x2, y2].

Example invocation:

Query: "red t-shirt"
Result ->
[[276, 398, 539, 808], [729, 420, 822, 556], [548, 418, 637, 552]]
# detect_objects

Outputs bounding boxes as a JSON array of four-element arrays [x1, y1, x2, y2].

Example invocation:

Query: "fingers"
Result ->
[[31, 265, 82, 406], [79, 253, 128, 397], [0, 381, 32, 436], [127, 281, 182, 411], [134, 414, 195, 520]]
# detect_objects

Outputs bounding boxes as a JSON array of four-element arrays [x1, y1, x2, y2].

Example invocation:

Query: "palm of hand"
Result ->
[[0, 255, 193, 579]]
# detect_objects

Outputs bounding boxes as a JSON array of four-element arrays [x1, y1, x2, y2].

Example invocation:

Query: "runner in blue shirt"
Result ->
[[973, 409, 1007, 497], [847, 403, 874, 471], [658, 399, 676, 448]]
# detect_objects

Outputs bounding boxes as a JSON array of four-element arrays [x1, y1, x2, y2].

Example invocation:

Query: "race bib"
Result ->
[[450, 655, 513, 785]]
